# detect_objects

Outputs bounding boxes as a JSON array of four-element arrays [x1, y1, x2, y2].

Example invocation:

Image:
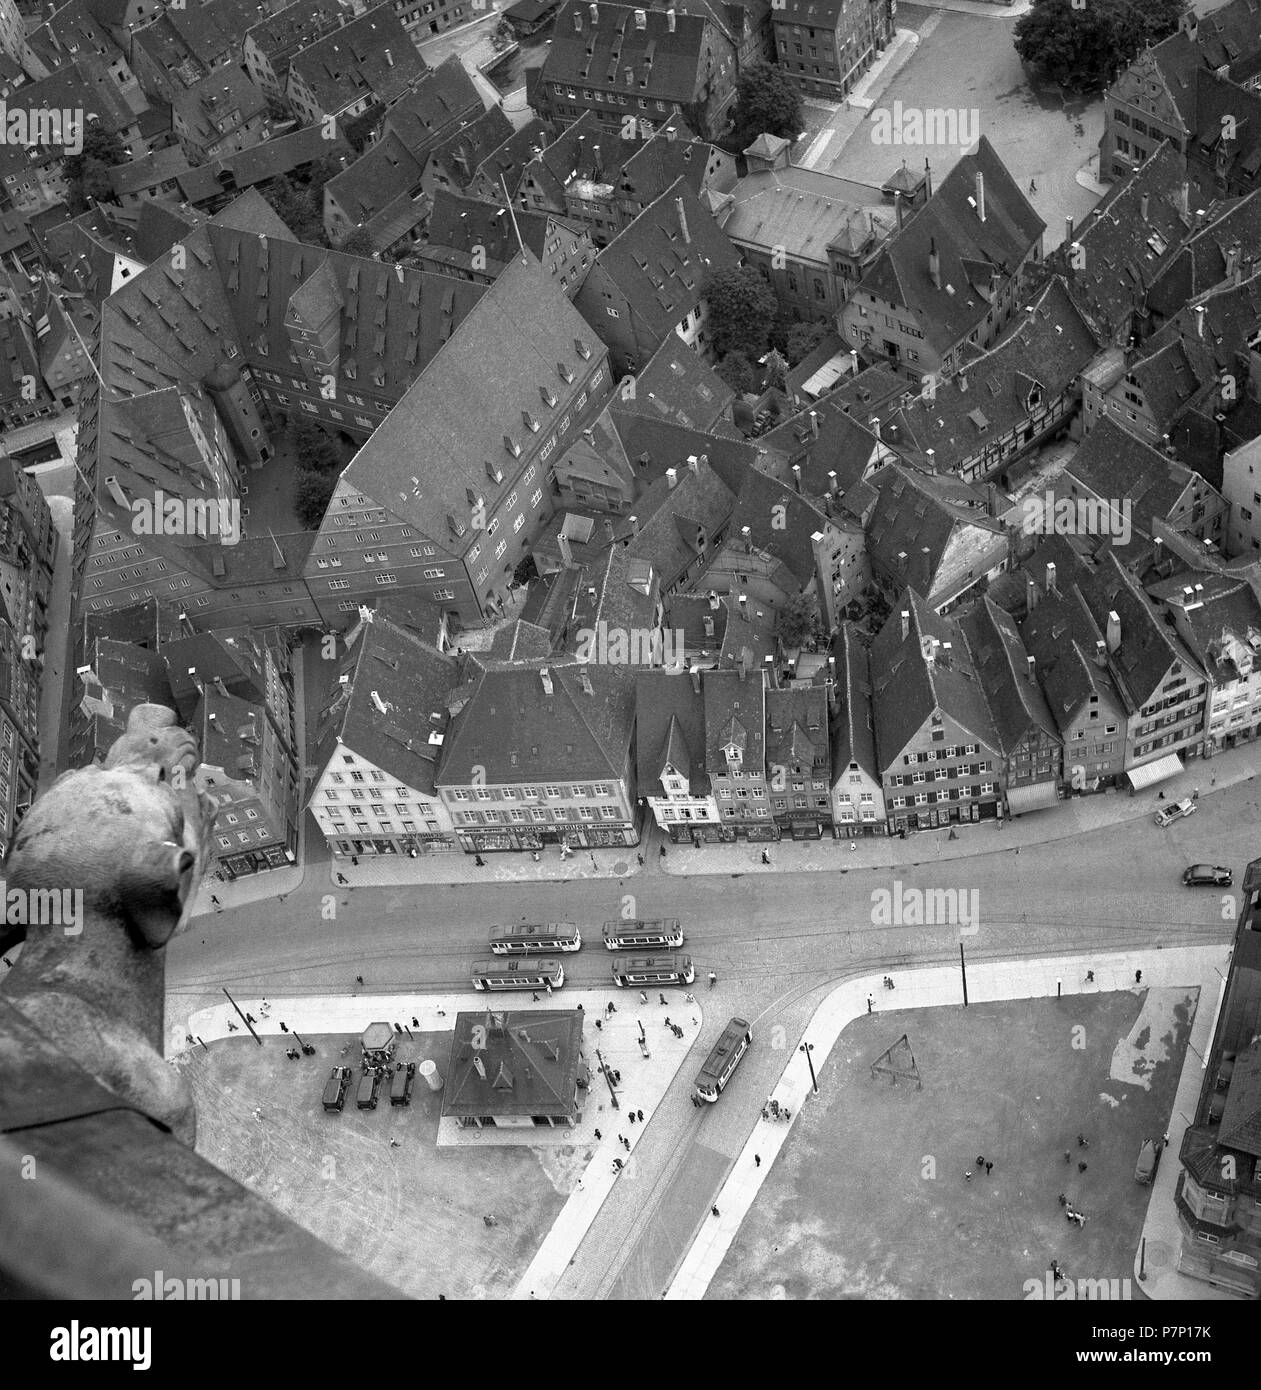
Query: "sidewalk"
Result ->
[[661, 739, 1261, 878], [666, 943, 1232, 1300], [844, 27, 923, 113], [1075, 150, 1111, 196], [327, 842, 646, 889], [908, 0, 1031, 15]]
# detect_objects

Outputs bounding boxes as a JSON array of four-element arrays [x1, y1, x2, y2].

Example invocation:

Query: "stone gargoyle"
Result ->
[[3, 703, 217, 1145]]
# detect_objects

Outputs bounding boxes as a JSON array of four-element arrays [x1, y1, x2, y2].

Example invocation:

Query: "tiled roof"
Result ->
[[422, 188, 556, 268], [606, 410, 760, 499], [875, 276, 1098, 472], [959, 596, 1059, 758], [309, 611, 460, 796], [217, 122, 352, 189], [584, 176, 739, 340], [757, 394, 890, 500], [288, 2, 427, 113], [22, 57, 136, 137], [1147, 187, 1261, 321], [339, 254, 600, 537], [702, 665, 765, 775], [424, 104, 515, 190], [765, 683, 829, 775], [720, 164, 892, 265], [325, 130, 424, 225], [616, 454, 736, 586], [439, 659, 636, 784], [870, 589, 1001, 764], [855, 137, 1044, 354], [665, 589, 728, 651], [108, 145, 193, 197], [635, 667, 709, 795], [724, 466, 845, 590], [831, 620, 878, 779], [542, 1, 711, 105], [1149, 569, 1261, 683], [865, 463, 1002, 601], [617, 332, 734, 431], [380, 55, 484, 147], [245, 0, 349, 74], [562, 542, 660, 662], [173, 67, 270, 155], [443, 1010, 583, 1119]]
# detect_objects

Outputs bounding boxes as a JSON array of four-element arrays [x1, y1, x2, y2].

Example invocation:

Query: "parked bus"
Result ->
[[602, 918, 683, 950], [694, 1018, 753, 1103], [471, 958, 565, 991], [611, 954, 695, 987], [489, 922, 582, 954]]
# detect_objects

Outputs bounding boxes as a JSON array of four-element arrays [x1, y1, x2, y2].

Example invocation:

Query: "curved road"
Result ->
[[168, 789, 1251, 1298]]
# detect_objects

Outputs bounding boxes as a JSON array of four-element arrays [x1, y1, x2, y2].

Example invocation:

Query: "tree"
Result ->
[[261, 175, 327, 245], [337, 226, 378, 259], [1014, 0, 1186, 91], [715, 351, 756, 395], [775, 592, 818, 649], [731, 63, 804, 148], [290, 417, 342, 474], [293, 468, 337, 530], [783, 321, 831, 367], [703, 265, 778, 359], [64, 119, 127, 213], [512, 554, 537, 588]]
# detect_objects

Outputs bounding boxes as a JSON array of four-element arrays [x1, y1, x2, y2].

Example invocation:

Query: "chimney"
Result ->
[[809, 409, 820, 438], [675, 197, 689, 244], [1153, 536, 1163, 567], [924, 157, 932, 201], [686, 453, 700, 474], [1026, 655, 1036, 683], [702, 615, 715, 639], [1225, 242, 1242, 284], [1064, 214, 1073, 245], [975, 170, 985, 222], [634, 7, 646, 29], [1045, 561, 1057, 596], [384, 47, 393, 66], [666, 466, 678, 488], [928, 237, 941, 290], [900, 609, 910, 642], [1094, 639, 1107, 668], [1025, 573, 1038, 612], [573, 9, 581, 27], [1194, 304, 1205, 339], [589, 1, 598, 19], [540, 666, 553, 695], [557, 532, 574, 568], [690, 667, 701, 694], [579, 667, 594, 695], [1140, 193, 1149, 222], [894, 188, 903, 231], [628, 514, 639, 534], [708, 591, 720, 610], [739, 648, 751, 679], [869, 415, 881, 441], [592, 143, 602, 174], [827, 470, 838, 495], [667, 6, 676, 30], [791, 463, 802, 492], [1106, 611, 1121, 653], [473, 1054, 487, 1081], [1180, 181, 1189, 218]]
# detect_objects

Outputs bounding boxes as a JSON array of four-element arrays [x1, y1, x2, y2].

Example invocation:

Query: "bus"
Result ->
[[602, 918, 683, 950], [610, 954, 695, 987], [471, 958, 565, 991], [489, 922, 582, 954], [694, 1018, 753, 1103]]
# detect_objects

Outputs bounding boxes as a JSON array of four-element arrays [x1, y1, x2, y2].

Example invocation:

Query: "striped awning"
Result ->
[[1005, 780, 1060, 815], [1125, 753, 1184, 792]]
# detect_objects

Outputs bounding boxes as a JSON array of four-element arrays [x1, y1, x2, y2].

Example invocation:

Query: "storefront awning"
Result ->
[[1006, 780, 1060, 815], [1125, 753, 1184, 792]]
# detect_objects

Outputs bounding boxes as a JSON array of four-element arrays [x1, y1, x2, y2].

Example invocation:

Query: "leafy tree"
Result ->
[[731, 63, 804, 148], [715, 351, 756, 395], [775, 592, 818, 649], [783, 321, 831, 367], [261, 174, 327, 245], [703, 265, 778, 359], [64, 119, 127, 212], [293, 467, 337, 530], [290, 417, 342, 474], [1014, 0, 1185, 91], [512, 554, 538, 588], [337, 226, 378, 259]]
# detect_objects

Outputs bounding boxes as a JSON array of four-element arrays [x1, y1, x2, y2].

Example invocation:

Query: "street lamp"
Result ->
[[800, 1040, 818, 1094], [594, 1045, 620, 1110]]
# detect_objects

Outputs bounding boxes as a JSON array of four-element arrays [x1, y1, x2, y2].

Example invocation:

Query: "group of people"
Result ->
[[761, 1098, 791, 1123]]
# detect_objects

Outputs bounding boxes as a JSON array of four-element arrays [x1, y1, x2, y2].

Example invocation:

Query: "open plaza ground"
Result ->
[[706, 987, 1195, 1300], [183, 1030, 575, 1300]]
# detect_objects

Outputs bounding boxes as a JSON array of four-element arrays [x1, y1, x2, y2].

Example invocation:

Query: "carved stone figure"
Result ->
[[3, 704, 217, 1144]]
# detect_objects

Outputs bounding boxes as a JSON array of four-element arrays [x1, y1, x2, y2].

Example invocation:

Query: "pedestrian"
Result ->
[[754, 1154, 761, 1168], [659, 994, 668, 1007], [975, 1155, 985, 1168], [532, 993, 539, 1002], [351, 855, 359, 866], [762, 1106, 770, 1120], [761, 849, 770, 865], [613, 1070, 621, 1084], [637, 853, 644, 866], [629, 1112, 636, 1124], [210, 894, 220, 906], [1077, 1134, 1088, 1148], [531, 851, 540, 862], [1135, 969, 1142, 984], [227, 1021, 238, 1032], [595, 1019, 602, 1031], [1162, 1131, 1170, 1147], [594, 1128, 602, 1140], [337, 873, 349, 885], [545, 981, 553, 996], [659, 844, 666, 859], [1078, 1161, 1087, 1173], [577, 1178, 585, 1191], [770, 1099, 780, 1117], [389, 1137, 400, 1148], [639, 990, 648, 1004], [711, 1206, 720, 1218], [964, 1170, 973, 1182], [245, 1013, 256, 1025], [782, 1109, 790, 1122], [607, 1001, 617, 1016], [356, 975, 364, 985], [1085, 970, 1094, 983], [412, 1017, 419, 1028], [664, 1016, 672, 1028], [612, 1160, 623, 1173], [1029, 179, 1037, 192], [1157, 790, 1166, 800], [867, 994, 873, 1013], [617, 1134, 625, 1147], [985, 1161, 993, 1176], [1058, 1193, 1067, 1207], [636, 1109, 643, 1122], [673, 1025, 683, 1038], [1064, 1150, 1071, 1164], [475, 855, 486, 867], [622, 1137, 630, 1151], [708, 971, 717, 989]]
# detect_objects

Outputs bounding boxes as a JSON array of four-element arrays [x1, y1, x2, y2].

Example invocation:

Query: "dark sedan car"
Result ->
[[1182, 864, 1233, 887]]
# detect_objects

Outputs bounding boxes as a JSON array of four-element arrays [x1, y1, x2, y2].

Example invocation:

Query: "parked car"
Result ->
[[1155, 797, 1197, 827], [322, 1065, 350, 1113], [389, 1061, 416, 1106], [1135, 1138, 1163, 1185], [356, 1069, 380, 1110], [1182, 864, 1233, 887]]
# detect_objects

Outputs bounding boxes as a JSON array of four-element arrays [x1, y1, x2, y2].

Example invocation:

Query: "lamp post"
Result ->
[[594, 1045, 620, 1109], [223, 987, 262, 1044], [800, 1040, 818, 1094]]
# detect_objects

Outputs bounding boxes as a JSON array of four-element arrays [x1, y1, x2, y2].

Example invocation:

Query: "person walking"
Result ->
[[351, 856, 359, 866], [1135, 969, 1143, 984], [659, 994, 668, 1007], [754, 1154, 761, 1168], [708, 971, 717, 989], [1029, 178, 1037, 193], [638, 990, 649, 1004], [964, 1170, 973, 1182], [761, 849, 771, 865], [1077, 1134, 1088, 1148], [985, 1161, 993, 1176], [474, 855, 486, 867], [659, 844, 667, 859], [593, 1129, 602, 1140], [412, 1018, 419, 1028], [867, 994, 874, 1014], [711, 1206, 720, 1218], [210, 894, 220, 907], [1078, 1161, 1088, 1173], [637, 853, 644, 866], [629, 1112, 636, 1125], [636, 1109, 643, 1122], [975, 1155, 985, 1169], [336, 873, 349, 885], [356, 975, 364, 985]]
